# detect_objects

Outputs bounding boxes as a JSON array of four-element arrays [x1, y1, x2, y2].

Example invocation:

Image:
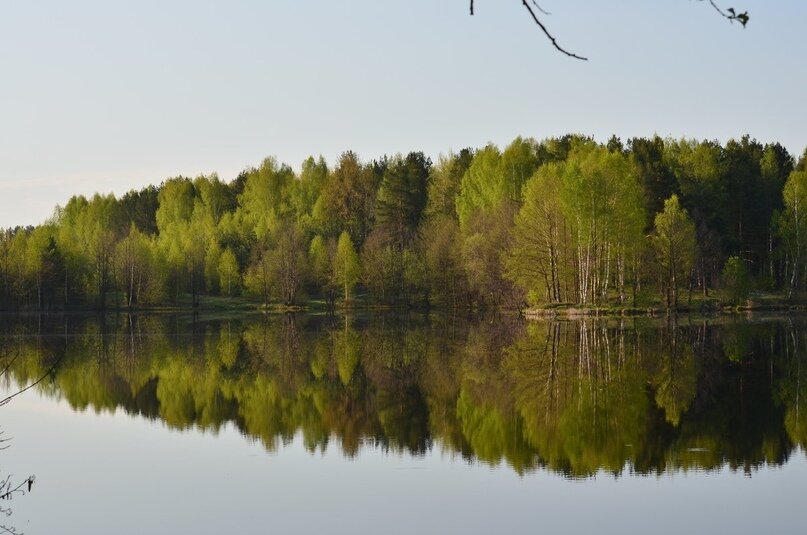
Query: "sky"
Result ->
[[1, 0, 806, 228]]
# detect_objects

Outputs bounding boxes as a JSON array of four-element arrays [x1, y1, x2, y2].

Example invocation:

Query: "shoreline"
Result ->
[[2, 296, 807, 320]]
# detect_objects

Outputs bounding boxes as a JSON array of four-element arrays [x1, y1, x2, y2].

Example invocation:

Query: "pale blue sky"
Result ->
[[2, 0, 806, 227]]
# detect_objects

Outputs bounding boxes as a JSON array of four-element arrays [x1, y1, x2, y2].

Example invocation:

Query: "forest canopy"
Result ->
[[1, 135, 805, 311]]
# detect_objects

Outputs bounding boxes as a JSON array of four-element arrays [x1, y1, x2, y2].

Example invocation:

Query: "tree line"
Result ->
[[1, 134, 805, 310]]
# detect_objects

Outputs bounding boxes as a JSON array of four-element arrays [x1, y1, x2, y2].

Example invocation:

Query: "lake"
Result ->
[[1, 313, 805, 534]]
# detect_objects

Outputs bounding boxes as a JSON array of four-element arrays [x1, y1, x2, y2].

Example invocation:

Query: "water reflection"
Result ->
[[2, 313, 806, 478]]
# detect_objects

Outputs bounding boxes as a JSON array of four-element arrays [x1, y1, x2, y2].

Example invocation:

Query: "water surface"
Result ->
[[1, 314, 805, 534]]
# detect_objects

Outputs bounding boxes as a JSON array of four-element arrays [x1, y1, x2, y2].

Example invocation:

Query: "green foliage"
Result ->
[[309, 235, 336, 305], [361, 230, 401, 303], [156, 178, 195, 233], [652, 195, 697, 308], [236, 158, 294, 242], [0, 134, 800, 311], [780, 170, 807, 297], [425, 149, 473, 219], [420, 215, 467, 307], [722, 256, 751, 304], [320, 151, 379, 244], [456, 144, 503, 229], [334, 231, 360, 303], [375, 152, 431, 248], [266, 221, 308, 306], [506, 145, 644, 305], [455, 138, 539, 231], [217, 248, 240, 297]]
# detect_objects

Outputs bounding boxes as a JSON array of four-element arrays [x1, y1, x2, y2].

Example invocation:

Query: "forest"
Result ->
[[1, 134, 806, 311]]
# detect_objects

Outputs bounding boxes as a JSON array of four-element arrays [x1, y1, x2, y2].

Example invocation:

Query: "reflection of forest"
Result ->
[[3, 314, 806, 478]]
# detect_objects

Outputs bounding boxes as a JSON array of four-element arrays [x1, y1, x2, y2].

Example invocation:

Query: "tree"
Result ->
[[120, 185, 159, 235], [652, 195, 697, 309], [361, 229, 400, 303], [24, 228, 66, 310], [722, 256, 751, 304], [630, 136, 678, 228], [244, 246, 272, 305], [217, 248, 240, 297], [560, 144, 645, 305], [420, 215, 468, 308], [236, 158, 294, 242], [779, 170, 807, 297], [334, 231, 360, 304], [115, 224, 151, 307], [425, 149, 473, 219], [321, 151, 380, 244], [268, 222, 307, 306], [506, 145, 645, 306], [505, 162, 569, 304], [292, 156, 329, 229], [375, 152, 431, 248], [309, 235, 337, 309], [456, 138, 538, 231]]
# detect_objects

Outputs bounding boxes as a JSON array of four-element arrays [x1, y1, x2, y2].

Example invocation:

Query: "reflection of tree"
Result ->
[[506, 320, 650, 476], [0, 314, 803, 478], [651, 320, 698, 427], [779, 319, 807, 449]]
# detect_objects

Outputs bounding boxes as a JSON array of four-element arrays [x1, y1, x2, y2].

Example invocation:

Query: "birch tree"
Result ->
[[652, 195, 697, 309]]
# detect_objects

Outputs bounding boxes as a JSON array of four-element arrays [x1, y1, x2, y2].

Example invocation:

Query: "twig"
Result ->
[[0, 475, 33, 501], [0, 356, 19, 380], [0, 362, 59, 407], [531, 1, 551, 16], [0, 431, 12, 451], [469, 1, 746, 61], [702, 0, 749, 26], [521, 0, 587, 60]]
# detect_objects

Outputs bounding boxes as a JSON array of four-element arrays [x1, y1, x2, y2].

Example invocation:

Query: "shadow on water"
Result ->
[[1, 312, 806, 479]]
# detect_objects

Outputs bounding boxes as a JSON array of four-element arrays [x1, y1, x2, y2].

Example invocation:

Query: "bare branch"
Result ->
[[0, 362, 59, 408], [521, 0, 587, 60], [0, 477, 33, 502], [0, 356, 19, 380], [531, 1, 551, 16], [468, 1, 748, 61]]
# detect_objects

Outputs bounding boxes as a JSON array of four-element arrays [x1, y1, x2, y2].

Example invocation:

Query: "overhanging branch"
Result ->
[[468, 1, 748, 60]]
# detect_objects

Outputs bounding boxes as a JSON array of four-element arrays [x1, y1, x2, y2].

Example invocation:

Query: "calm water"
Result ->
[[1, 313, 806, 534]]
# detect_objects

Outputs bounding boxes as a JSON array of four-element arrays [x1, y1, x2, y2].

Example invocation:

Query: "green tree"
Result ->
[[309, 235, 337, 308], [425, 149, 473, 219], [292, 156, 329, 228], [780, 170, 807, 297], [455, 138, 538, 231], [722, 256, 751, 304], [631, 136, 679, 227], [217, 248, 240, 297], [375, 152, 431, 248], [334, 231, 360, 303], [420, 215, 467, 307], [505, 162, 569, 304], [321, 151, 380, 244], [115, 224, 153, 307], [268, 221, 307, 306], [652, 195, 697, 309], [236, 157, 294, 242]]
